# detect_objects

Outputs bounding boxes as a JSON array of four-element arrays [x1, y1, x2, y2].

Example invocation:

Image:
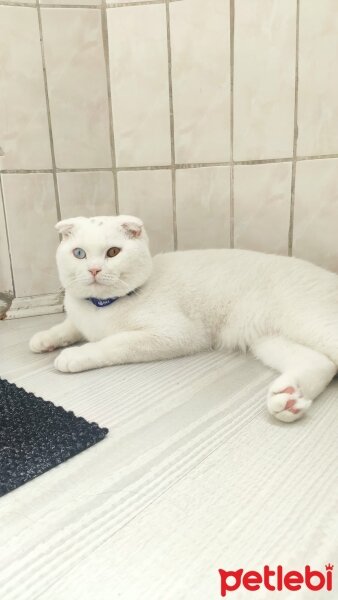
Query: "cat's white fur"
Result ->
[[30, 215, 338, 423]]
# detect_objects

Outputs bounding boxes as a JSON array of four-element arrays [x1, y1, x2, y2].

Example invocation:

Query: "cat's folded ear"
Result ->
[[55, 218, 77, 239], [119, 216, 144, 239]]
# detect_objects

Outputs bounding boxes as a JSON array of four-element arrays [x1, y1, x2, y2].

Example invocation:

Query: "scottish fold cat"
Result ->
[[30, 215, 338, 423]]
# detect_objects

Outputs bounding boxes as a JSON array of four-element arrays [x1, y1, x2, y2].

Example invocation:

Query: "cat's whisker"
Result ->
[[117, 277, 142, 297]]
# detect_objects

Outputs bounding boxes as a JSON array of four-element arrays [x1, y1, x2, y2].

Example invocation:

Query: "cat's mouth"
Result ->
[[88, 276, 121, 288], [88, 281, 107, 287], [87, 280, 116, 291]]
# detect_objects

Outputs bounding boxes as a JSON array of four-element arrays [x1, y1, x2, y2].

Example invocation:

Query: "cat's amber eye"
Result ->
[[72, 247, 86, 259], [106, 247, 121, 258]]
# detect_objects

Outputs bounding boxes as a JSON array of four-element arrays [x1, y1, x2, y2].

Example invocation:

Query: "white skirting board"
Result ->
[[4, 292, 64, 319]]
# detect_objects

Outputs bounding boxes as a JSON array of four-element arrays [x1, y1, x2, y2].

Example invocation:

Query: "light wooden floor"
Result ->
[[0, 314, 337, 600]]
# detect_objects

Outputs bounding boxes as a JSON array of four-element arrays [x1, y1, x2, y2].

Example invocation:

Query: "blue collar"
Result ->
[[86, 290, 135, 308]]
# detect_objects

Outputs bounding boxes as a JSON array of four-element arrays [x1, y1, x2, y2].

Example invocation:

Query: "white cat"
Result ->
[[30, 215, 338, 423]]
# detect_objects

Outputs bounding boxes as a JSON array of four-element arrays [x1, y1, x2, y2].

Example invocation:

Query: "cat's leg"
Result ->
[[29, 318, 83, 353], [250, 335, 336, 422], [283, 303, 338, 367], [54, 324, 207, 373]]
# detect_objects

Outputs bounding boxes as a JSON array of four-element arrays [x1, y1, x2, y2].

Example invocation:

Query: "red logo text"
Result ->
[[218, 564, 334, 596]]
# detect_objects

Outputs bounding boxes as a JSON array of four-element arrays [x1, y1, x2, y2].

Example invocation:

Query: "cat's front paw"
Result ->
[[54, 346, 96, 373], [29, 330, 58, 353]]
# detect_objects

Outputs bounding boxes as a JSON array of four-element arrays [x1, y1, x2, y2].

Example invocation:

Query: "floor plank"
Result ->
[[0, 315, 337, 599]]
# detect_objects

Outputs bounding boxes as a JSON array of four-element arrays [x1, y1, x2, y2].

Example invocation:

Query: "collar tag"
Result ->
[[87, 297, 118, 307], [86, 290, 135, 308]]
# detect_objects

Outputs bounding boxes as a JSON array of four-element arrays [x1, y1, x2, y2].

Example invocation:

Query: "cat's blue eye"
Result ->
[[72, 247, 86, 259]]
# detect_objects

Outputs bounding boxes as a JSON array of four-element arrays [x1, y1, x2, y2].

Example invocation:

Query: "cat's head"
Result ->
[[55, 215, 152, 299]]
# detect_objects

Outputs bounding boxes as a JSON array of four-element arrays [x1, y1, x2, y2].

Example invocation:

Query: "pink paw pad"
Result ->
[[284, 399, 300, 414], [273, 386, 301, 414], [280, 386, 295, 395]]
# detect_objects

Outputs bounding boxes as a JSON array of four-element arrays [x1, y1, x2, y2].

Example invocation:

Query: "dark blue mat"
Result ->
[[0, 378, 108, 496]]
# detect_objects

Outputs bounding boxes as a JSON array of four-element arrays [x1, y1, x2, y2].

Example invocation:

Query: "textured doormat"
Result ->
[[0, 378, 108, 497]]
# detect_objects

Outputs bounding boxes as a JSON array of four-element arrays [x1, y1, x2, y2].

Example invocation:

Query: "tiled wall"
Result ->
[[1, 0, 338, 312]]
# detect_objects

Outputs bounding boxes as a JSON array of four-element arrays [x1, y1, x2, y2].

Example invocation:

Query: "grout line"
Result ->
[[117, 164, 171, 172], [1, 155, 338, 176], [234, 157, 293, 165], [106, 0, 183, 7], [297, 154, 338, 162], [107, 0, 165, 6], [229, 0, 235, 248], [0, 1, 101, 6], [36, 0, 61, 222], [0, 0, 183, 5], [0, 0, 184, 8], [0, 169, 53, 174], [57, 167, 113, 173], [288, 0, 300, 257], [165, 0, 177, 250], [101, 0, 119, 214], [176, 162, 230, 169], [0, 175, 16, 297], [38, 3, 100, 7], [0, 1, 36, 6]]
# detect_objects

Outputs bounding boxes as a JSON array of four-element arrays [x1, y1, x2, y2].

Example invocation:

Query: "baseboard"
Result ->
[[4, 292, 65, 320]]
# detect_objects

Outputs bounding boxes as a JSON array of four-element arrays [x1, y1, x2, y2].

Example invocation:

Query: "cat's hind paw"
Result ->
[[267, 375, 312, 422]]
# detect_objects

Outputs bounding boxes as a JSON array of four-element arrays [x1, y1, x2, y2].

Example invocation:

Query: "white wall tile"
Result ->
[[58, 172, 116, 219], [0, 189, 13, 295], [118, 170, 174, 255], [293, 159, 338, 272], [107, 5, 171, 167], [234, 162, 291, 255], [41, 8, 111, 169], [234, 0, 296, 160], [298, 0, 338, 156], [176, 167, 230, 250], [2, 174, 60, 297], [170, 0, 230, 163], [0, 6, 52, 170]]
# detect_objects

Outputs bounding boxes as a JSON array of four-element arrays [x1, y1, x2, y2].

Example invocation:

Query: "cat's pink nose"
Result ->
[[89, 268, 101, 277]]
